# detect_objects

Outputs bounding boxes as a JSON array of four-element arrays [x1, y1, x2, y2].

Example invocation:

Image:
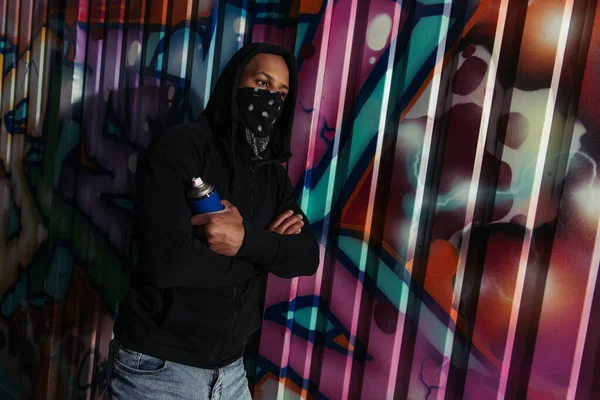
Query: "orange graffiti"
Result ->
[[254, 371, 310, 399], [289, 0, 323, 18], [333, 333, 355, 352], [405, 239, 459, 313]]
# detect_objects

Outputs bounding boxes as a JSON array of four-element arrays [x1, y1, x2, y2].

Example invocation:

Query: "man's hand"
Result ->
[[267, 210, 304, 235], [191, 200, 245, 256]]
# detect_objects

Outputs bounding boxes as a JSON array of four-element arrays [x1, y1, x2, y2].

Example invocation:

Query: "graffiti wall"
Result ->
[[1, 0, 599, 398]]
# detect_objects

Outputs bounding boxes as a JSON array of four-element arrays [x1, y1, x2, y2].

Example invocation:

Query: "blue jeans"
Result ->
[[105, 340, 252, 400]]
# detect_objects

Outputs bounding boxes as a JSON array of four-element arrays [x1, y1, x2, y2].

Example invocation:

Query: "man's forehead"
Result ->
[[244, 53, 289, 76]]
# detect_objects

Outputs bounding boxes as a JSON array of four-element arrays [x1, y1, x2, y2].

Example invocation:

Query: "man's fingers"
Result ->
[[221, 199, 233, 210], [277, 214, 303, 233], [191, 213, 210, 226], [267, 210, 294, 230], [283, 221, 304, 234], [192, 200, 231, 226], [221, 199, 236, 214]]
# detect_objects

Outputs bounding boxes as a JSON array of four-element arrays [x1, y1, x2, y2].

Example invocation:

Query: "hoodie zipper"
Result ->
[[214, 165, 259, 365], [247, 158, 279, 219], [248, 159, 285, 220], [213, 161, 277, 365], [248, 168, 255, 221]]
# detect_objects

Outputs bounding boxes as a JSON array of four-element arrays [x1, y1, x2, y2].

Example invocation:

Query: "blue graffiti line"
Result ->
[[1, 34, 18, 76], [255, 354, 320, 395], [4, 98, 29, 134], [264, 295, 372, 362], [7, 194, 22, 242]]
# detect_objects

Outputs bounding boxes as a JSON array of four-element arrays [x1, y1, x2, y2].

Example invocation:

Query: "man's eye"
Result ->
[[257, 80, 268, 87]]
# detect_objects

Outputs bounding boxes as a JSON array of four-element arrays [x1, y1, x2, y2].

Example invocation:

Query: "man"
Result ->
[[105, 43, 320, 399]]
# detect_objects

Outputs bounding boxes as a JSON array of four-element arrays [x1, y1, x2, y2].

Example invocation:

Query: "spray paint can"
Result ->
[[187, 177, 224, 214]]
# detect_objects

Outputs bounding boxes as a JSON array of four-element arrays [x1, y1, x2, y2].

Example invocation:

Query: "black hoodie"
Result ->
[[114, 43, 320, 368]]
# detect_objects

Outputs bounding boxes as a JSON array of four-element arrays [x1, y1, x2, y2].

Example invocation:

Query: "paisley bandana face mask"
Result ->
[[237, 87, 284, 159]]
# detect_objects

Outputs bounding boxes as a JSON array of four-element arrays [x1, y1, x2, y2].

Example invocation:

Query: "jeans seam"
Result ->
[[105, 345, 115, 399], [211, 369, 221, 400]]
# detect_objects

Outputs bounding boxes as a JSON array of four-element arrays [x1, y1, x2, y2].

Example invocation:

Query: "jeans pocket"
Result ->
[[113, 345, 168, 375]]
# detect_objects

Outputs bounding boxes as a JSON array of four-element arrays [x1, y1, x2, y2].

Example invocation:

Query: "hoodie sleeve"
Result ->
[[135, 127, 259, 289], [236, 166, 320, 278]]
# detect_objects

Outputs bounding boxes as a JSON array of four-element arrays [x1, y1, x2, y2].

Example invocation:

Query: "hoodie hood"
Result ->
[[201, 43, 298, 163]]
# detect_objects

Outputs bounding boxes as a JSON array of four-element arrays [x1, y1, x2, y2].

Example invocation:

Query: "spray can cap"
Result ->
[[192, 177, 204, 187]]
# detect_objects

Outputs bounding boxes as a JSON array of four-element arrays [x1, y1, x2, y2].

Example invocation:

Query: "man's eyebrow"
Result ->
[[256, 71, 289, 91]]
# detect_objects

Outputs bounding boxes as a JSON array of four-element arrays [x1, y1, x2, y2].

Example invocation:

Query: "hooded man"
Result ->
[[105, 43, 320, 399]]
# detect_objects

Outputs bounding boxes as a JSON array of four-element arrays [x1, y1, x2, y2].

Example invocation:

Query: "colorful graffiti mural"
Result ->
[[1, 0, 599, 398]]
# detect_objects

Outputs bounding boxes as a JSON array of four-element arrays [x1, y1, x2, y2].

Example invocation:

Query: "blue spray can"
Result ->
[[187, 177, 224, 214]]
